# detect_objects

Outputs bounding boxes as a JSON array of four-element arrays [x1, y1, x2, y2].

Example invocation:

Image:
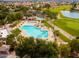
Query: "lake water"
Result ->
[[61, 11, 79, 19]]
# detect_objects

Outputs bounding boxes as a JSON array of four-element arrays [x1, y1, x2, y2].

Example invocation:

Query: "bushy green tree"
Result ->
[[59, 44, 71, 57], [15, 38, 59, 58], [0, 5, 10, 25], [6, 34, 15, 45], [6, 28, 21, 45], [15, 12, 23, 20], [15, 37, 35, 57], [11, 28, 21, 37], [69, 39, 79, 52], [0, 5, 10, 33], [70, 2, 77, 11], [15, 6, 29, 16], [43, 9, 57, 19], [6, 13, 17, 23], [0, 5, 9, 18]]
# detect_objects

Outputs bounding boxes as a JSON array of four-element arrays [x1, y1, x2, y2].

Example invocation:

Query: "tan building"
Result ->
[[14, 2, 33, 6], [50, 2, 58, 8]]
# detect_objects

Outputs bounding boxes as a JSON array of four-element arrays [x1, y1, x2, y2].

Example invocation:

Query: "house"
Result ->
[[0, 29, 9, 38]]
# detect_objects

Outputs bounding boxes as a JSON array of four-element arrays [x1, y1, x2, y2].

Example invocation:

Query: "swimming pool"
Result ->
[[61, 11, 79, 19], [20, 25, 48, 39]]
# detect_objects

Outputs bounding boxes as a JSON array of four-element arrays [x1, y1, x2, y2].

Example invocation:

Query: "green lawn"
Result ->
[[58, 32, 70, 42], [49, 5, 72, 14], [53, 18, 79, 37], [49, 5, 79, 37]]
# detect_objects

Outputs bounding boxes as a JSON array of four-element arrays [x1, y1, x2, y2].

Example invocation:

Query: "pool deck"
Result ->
[[13, 20, 55, 42], [13, 21, 26, 29]]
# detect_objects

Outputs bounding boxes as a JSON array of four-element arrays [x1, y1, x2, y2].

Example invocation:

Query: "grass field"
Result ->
[[58, 32, 70, 42], [49, 5, 79, 37], [43, 5, 79, 41], [53, 18, 79, 37], [49, 5, 72, 14]]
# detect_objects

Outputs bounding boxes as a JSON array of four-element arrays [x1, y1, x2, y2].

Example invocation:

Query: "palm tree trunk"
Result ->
[[53, 27, 57, 41]]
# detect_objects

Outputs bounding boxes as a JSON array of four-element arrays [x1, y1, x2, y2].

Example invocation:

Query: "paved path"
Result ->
[[47, 21, 75, 40]]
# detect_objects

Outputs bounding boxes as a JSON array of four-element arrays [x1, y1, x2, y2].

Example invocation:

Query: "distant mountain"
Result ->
[[0, 0, 79, 3]]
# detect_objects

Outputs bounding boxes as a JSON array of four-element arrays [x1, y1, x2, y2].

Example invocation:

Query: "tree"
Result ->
[[43, 3, 51, 9], [6, 28, 21, 45], [69, 39, 79, 52], [6, 13, 17, 23], [6, 34, 15, 45], [15, 37, 35, 57], [47, 41, 59, 57], [15, 6, 29, 16], [0, 5, 9, 20], [43, 9, 57, 19], [59, 44, 71, 57], [15, 12, 23, 20], [11, 28, 21, 37], [68, 39, 79, 57], [15, 38, 59, 58], [70, 1, 77, 11], [53, 30, 59, 41], [6, 12, 23, 24], [0, 5, 10, 33]]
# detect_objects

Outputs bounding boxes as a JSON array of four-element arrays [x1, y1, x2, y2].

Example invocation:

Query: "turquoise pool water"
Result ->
[[20, 25, 48, 39], [61, 11, 79, 19]]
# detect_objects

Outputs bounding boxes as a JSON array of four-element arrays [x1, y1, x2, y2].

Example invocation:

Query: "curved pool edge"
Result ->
[[19, 25, 48, 39]]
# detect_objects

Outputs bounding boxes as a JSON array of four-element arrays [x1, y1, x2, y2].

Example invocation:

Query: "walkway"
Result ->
[[47, 21, 75, 40]]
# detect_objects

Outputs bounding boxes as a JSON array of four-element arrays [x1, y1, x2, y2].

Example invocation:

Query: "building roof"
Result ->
[[0, 45, 10, 58], [0, 29, 9, 38]]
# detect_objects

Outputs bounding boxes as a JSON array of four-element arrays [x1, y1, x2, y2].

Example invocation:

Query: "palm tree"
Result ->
[[70, 0, 77, 11], [0, 5, 10, 33], [15, 6, 29, 16], [15, 37, 59, 58], [59, 44, 71, 57], [6, 28, 21, 45], [69, 39, 79, 57], [53, 28, 59, 41]]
